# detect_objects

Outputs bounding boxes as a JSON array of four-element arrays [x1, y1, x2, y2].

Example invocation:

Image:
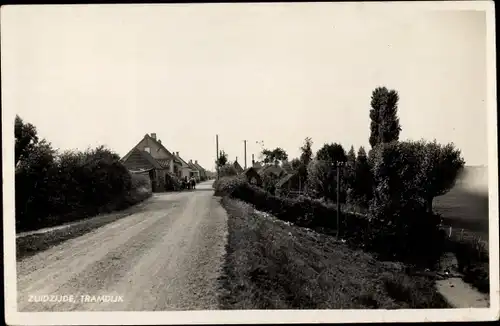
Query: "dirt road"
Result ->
[[17, 181, 228, 311]]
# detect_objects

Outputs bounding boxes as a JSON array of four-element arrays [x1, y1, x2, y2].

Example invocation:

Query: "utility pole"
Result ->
[[336, 162, 341, 239], [216, 134, 219, 180], [332, 160, 343, 240], [243, 140, 247, 169]]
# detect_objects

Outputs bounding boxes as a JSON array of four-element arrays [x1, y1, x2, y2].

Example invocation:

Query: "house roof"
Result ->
[[131, 147, 163, 169], [156, 159, 172, 169], [193, 161, 206, 173], [258, 164, 285, 177], [187, 161, 200, 171], [251, 162, 263, 171], [144, 134, 182, 165], [233, 161, 244, 172], [174, 153, 190, 168], [244, 167, 261, 175], [276, 173, 297, 188], [121, 134, 184, 167]]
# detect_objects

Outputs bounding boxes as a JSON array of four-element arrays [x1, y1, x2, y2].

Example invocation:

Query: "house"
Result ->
[[243, 167, 263, 186], [250, 154, 263, 171], [193, 160, 207, 181], [187, 160, 201, 181], [121, 133, 183, 192], [276, 172, 304, 197], [258, 164, 286, 178], [233, 158, 244, 174], [172, 151, 193, 180]]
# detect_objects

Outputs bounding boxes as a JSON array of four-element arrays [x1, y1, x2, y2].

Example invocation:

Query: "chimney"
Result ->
[[176, 151, 179, 156], [235, 157, 238, 162], [151, 133, 157, 140], [252, 154, 255, 166], [158, 139, 162, 144], [195, 160, 198, 164], [190, 159, 192, 163]]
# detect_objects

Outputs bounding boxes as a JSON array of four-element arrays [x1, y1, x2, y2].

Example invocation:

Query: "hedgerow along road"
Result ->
[[17, 180, 229, 311]]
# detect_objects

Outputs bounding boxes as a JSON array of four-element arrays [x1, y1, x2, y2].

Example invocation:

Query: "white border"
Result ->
[[2, 1, 499, 324]]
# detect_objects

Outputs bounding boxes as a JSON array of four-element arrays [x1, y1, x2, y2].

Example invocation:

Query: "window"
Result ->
[[144, 147, 151, 154]]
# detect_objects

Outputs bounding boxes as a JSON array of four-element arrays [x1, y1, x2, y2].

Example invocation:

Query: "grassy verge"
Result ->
[[444, 232, 489, 294], [218, 197, 450, 309], [16, 190, 152, 260], [435, 187, 490, 294]]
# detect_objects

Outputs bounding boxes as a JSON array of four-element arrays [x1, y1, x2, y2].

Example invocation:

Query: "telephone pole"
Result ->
[[243, 140, 247, 169], [216, 134, 219, 180], [336, 162, 341, 239], [334, 161, 344, 240]]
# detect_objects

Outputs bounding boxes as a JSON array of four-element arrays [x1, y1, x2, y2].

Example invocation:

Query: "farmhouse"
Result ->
[[172, 151, 193, 180], [276, 172, 304, 197], [193, 160, 208, 181], [258, 164, 286, 178], [243, 167, 263, 186], [121, 133, 183, 192], [233, 158, 244, 174], [187, 160, 202, 181]]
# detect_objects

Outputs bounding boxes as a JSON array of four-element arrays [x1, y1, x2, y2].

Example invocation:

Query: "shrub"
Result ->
[[213, 175, 248, 196], [130, 173, 152, 192], [219, 164, 239, 178], [164, 172, 182, 191]]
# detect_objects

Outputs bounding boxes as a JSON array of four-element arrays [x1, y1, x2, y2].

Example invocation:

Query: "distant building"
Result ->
[[258, 164, 286, 179], [276, 172, 304, 197], [193, 160, 208, 181], [243, 167, 263, 186], [172, 151, 194, 180], [187, 160, 201, 181], [233, 157, 244, 174], [120, 133, 183, 192]]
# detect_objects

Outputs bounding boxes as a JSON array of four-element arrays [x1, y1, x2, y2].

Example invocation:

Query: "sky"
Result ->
[[1, 3, 491, 170]]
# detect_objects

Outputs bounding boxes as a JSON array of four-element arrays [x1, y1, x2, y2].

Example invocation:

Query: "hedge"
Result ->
[[15, 146, 152, 232], [215, 176, 446, 267]]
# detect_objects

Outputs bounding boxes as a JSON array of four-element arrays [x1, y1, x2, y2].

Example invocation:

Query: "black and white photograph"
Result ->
[[2, 1, 498, 324]]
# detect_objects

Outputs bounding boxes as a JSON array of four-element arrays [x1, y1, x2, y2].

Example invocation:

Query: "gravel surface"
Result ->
[[17, 181, 228, 311]]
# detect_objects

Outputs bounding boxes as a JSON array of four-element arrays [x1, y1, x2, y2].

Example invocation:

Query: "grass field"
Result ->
[[434, 168, 489, 242]]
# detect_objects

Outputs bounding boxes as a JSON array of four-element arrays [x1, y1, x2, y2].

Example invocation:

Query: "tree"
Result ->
[[415, 140, 465, 213], [298, 137, 313, 189], [316, 143, 347, 163], [369, 87, 402, 148], [290, 158, 302, 171], [352, 146, 373, 208], [261, 147, 288, 165], [306, 159, 334, 200], [299, 137, 313, 167], [367, 141, 444, 266], [15, 138, 57, 229], [216, 150, 228, 167], [308, 143, 347, 202], [345, 146, 357, 201], [15, 115, 39, 166]]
